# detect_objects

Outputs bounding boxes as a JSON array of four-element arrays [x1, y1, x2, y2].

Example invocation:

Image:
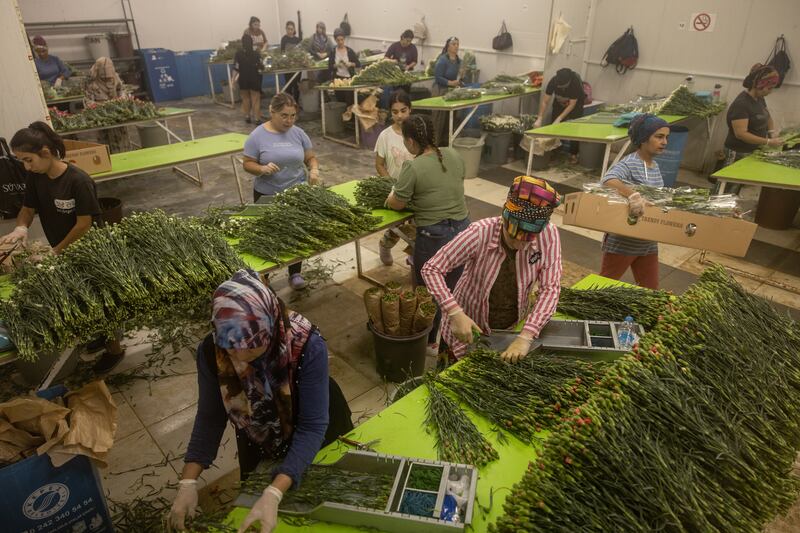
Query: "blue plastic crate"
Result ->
[[0, 453, 113, 533]]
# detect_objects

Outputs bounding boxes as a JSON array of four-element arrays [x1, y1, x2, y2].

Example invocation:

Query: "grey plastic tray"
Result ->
[[235, 450, 478, 532]]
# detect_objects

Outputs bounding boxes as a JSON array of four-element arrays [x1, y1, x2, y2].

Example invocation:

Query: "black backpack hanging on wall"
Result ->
[[601, 26, 639, 74], [340, 13, 351, 36], [0, 138, 27, 219], [766, 34, 791, 87], [492, 21, 513, 51]]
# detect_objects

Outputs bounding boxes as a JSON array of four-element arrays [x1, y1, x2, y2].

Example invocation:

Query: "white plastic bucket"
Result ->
[[85, 34, 113, 60], [453, 136, 485, 179]]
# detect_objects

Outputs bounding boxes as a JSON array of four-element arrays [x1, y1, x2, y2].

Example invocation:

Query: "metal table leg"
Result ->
[[232, 155, 245, 204], [227, 63, 235, 108], [355, 238, 384, 287], [207, 63, 216, 104], [526, 135, 535, 175], [600, 143, 612, 176]]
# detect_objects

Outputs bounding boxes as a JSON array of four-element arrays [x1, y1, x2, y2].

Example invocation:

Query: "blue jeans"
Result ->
[[414, 216, 470, 343]]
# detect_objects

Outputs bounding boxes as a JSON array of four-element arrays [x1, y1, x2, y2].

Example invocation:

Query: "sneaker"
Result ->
[[379, 244, 393, 266], [93, 350, 125, 374], [289, 273, 306, 290]]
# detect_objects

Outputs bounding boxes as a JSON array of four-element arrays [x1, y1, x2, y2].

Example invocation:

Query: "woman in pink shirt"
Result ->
[[421, 176, 562, 363]]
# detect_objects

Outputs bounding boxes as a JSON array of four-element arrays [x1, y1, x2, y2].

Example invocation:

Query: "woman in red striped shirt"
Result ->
[[421, 176, 563, 362]]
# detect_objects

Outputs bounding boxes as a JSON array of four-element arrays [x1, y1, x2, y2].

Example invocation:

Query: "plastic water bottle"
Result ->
[[618, 316, 637, 350], [712, 84, 722, 103]]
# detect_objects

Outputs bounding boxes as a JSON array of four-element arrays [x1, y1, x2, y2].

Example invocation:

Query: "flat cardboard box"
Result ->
[[63, 139, 112, 175], [561, 192, 757, 257]]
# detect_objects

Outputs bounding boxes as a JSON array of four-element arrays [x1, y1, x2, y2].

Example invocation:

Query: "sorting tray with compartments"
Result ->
[[235, 450, 478, 532]]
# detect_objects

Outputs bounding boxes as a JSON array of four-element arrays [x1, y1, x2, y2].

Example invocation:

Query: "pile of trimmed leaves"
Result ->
[[41, 79, 83, 100], [605, 85, 725, 118], [755, 148, 800, 169], [582, 182, 742, 217], [435, 349, 609, 443], [353, 175, 394, 209], [442, 88, 482, 101], [234, 185, 381, 263], [350, 59, 422, 86], [557, 285, 672, 331], [491, 264, 800, 532], [0, 211, 244, 361], [49, 97, 160, 131], [264, 47, 314, 72], [209, 40, 242, 63]]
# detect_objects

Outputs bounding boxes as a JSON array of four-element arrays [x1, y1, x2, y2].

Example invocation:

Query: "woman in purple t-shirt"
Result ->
[[384, 30, 418, 71], [242, 93, 321, 290]]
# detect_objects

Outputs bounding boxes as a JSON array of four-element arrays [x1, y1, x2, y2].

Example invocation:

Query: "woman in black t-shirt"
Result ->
[[2, 121, 126, 372], [234, 34, 264, 124], [534, 68, 586, 162], [720, 64, 784, 193]]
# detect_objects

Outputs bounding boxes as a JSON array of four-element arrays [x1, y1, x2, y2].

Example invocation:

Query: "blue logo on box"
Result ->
[[23, 483, 70, 520]]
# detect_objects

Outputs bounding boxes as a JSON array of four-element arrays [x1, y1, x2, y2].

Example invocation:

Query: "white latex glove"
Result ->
[[449, 310, 482, 344], [501, 335, 533, 363], [54, 77, 63, 88], [168, 480, 198, 531], [627, 192, 646, 217], [239, 485, 282, 533], [533, 118, 542, 129], [308, 168, 321, 185], [1, 226, 28, 247]]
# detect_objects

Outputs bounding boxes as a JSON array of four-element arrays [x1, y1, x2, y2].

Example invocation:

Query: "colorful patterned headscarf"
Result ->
[[211, 269, 314, 453], [502, 176, 561, 240], [743, 63, 780, 90]]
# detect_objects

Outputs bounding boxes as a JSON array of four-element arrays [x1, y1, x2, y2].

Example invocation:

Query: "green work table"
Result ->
[[524, 113, 687, 177], [231, 180, 413, 286], [46, 94, 85, 105], [413, 87, 541, 146], [91, 132, 248, 203], [56, 107, 196, 139], [316, 77, 434, 149], [711, 154, 800, 192], [223, 274, 625, 532]]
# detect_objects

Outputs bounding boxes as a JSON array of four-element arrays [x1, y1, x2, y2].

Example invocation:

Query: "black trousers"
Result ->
[[236, 377, 353, 479]]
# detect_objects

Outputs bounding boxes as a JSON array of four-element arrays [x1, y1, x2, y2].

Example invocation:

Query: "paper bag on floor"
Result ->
[[522, 136, 561, 156], [48, 381, 117, 468], [0, 396, 71, 453], [0, 418, 46, 465]]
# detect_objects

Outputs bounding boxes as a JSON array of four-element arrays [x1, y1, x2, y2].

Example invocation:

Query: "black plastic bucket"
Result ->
[[99, 197, 123, 225], [368, 321, 432, 383]]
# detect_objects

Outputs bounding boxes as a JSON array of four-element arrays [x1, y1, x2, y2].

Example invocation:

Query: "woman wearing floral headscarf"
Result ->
[[421, 176, 563, 363], [168, 269, 352, 532], [721, 64, 784, 193], [84, 57, 130, 152]]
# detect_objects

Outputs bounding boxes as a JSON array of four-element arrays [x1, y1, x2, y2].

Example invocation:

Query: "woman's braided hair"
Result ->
[[401, 114, 446, 172]]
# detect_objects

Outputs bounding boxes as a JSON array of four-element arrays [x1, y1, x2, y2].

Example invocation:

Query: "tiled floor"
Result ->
[[8, 95, 798, 513]]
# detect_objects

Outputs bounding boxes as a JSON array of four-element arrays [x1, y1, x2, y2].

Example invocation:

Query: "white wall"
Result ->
[[18, 0, 282, 54], [275, 0, 551, 79], [566, 0, 800, 170], [0, 0, 49, 138]]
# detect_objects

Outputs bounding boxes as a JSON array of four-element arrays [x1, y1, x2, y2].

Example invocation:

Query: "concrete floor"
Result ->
[[15, 94, 800, 524]]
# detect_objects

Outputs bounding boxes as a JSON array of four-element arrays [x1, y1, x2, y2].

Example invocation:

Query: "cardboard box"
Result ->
[[562, 192, 757, 257], [0, 454, 113, 533], [63, 140, 112, 175]]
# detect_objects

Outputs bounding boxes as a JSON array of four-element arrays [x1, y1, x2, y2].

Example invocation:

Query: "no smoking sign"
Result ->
[[690, 12, 717, 32]]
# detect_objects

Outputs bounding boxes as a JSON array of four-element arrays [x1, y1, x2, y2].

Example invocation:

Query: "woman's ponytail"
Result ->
[[10, 121, 65, 159]]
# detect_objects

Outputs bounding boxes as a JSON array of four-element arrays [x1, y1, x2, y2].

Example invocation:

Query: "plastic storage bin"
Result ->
[[653, 125, 689, 187], [175, 50, 215, 98], [453, 136, 484, 179], [139, 48, 182, 102]]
